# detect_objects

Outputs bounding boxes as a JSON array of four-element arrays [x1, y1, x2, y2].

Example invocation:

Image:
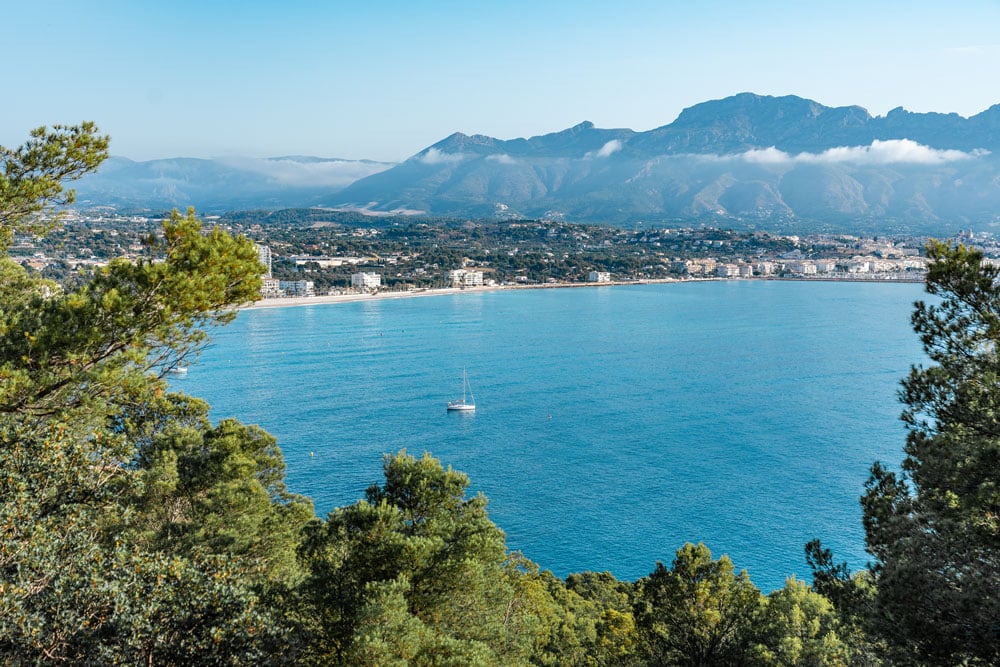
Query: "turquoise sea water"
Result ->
[[177, 280, 925, 592]]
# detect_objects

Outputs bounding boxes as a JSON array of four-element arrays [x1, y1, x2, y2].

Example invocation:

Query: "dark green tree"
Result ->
[[135, 416, 314, 584], [563, 571, 640, 666], [633, 542, 765, 666], [0, 124, 310, 663], [297, 450, 554, 666], [804, 540, 883, 665], [860, 240, 1000, 664]]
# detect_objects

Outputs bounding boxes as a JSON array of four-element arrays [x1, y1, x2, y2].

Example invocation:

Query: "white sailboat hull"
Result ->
[[447, 369, 476, 411]]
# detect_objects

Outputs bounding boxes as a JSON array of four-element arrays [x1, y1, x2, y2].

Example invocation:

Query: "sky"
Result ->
[[5, 0, 1000, 163]]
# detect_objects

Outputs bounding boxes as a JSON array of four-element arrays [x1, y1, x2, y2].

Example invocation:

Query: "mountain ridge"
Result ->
[[73, 155, 395, 212], [329, 93, 1000, 232], [73, 93, 1000, 233]]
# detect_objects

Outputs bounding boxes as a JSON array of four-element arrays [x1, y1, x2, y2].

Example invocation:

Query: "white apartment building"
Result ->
[[351, 272, 382, 290], [588, 271, 611, 283], [448, 269, 484, 287], [753, 261, 776, 275], [256, 244, 273, 278], [786, 261, 817, 275], [261, 277, 282, 298], [278, 280, 315, 297]]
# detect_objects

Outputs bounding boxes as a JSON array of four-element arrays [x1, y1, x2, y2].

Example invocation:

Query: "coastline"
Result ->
[[242, 274, 922, 310], [244, 284, 510, 309], [243, 280, 678, 310]]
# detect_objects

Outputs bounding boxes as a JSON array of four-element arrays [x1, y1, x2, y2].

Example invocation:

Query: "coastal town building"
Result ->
[[351, 272, 382, 291], [785, 261, 817, 275], [753, 261, 776, 275], [291, 255, 374, 268], [261, 277, 282, 298], [278, 280, 315, 297], [21, 209, 936, 291], [448, 269, 484, 287], [256, 244, 272, 278], [588, 271, 611, 282]]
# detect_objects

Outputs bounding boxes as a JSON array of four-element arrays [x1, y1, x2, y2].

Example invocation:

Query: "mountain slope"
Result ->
[[70, 93, 1000, 233], [331, 93, 1000, 232], [73, 155, 394, 212]]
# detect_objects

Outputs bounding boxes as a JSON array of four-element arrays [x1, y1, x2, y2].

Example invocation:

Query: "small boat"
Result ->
[[169, 366, 188, 377], [447, 369, 476, 412]]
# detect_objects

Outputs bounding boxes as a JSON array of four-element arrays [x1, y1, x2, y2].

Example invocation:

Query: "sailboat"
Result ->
[[447, 369, 476, 412]]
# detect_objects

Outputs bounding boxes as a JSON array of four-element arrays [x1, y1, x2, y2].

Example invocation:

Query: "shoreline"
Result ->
[[243, 279, 689, 310], [243, 274, 924, 310]]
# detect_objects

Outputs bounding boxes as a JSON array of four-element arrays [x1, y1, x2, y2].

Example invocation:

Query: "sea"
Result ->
[[175, 280, 926, 592]]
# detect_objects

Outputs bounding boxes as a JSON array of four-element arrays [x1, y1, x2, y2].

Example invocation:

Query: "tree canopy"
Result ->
[[0, 124, 299, 663], [0, 122, 109, 250], [860, 240, 1000, 664]]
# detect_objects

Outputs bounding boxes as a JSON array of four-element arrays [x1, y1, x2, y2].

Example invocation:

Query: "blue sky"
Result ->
[[5, 0, 1000, 162]]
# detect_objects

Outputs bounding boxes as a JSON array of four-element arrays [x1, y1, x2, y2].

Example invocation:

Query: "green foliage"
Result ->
[[804, 540, 883, 665], [135, 417, 314, 585], [0, 416, 296, 664], [0, 122, 109, 249], [0, 125, 293, 662], [297, 450, 553, 666], [860, 240, 1000, 664], [634, 542, 766, 666], [0, 208, 262, 422], [537, 571, 640, 666], [754, 578, 850, 666]]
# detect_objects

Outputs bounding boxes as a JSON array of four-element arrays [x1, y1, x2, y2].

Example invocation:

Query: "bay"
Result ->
[[177, 280, 925, 592]]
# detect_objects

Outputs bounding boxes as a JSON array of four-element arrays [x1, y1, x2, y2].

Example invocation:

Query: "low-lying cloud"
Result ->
[[220, 156, 393, 187], [587, 139, 622, 159], [327, 202, 426, 216], [486, 153, 518, 164], [735, 139, 988, 166], [418, 148, 467, 165]]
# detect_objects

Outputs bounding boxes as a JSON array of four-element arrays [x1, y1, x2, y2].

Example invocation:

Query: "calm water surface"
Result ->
[[177, 280, 924, 591]]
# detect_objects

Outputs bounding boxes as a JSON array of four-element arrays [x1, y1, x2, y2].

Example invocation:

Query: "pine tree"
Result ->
[[862, 241, 1000, 664]]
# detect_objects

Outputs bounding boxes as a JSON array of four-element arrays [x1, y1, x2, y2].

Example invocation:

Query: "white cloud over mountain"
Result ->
[[734, 139, 988, 166], [587, 139, 622, 159], [418, 148, 467, 165]]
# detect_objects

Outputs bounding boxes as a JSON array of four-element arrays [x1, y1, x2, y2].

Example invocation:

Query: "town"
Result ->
[[11, 207, 997, 298]]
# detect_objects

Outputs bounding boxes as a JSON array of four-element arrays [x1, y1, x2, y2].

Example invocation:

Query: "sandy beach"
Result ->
[[242, 280, 679, 310], [242, 273, 919, 310], [245, 285, 510, 309]]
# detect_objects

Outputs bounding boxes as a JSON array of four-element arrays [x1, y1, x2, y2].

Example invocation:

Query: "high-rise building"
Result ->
[[256, 244, 273, 278]]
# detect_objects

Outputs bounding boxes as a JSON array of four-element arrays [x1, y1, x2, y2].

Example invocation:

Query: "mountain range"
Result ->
[[73, 155, 394, 212], [74, 93, 1000, 233]]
